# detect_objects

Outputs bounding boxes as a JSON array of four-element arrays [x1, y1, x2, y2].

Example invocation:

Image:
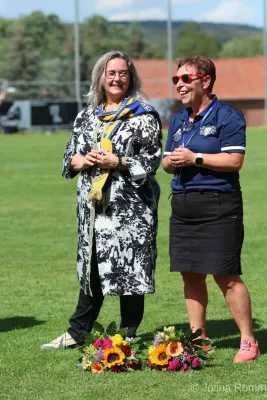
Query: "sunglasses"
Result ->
[[172, 74, 205, 85]]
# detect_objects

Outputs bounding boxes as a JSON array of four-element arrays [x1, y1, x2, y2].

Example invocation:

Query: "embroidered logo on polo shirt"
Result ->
[[200, 125, 217, 136]]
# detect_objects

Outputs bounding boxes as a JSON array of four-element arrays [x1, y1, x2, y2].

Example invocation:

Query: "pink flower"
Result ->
[[167, 360, 181, 372], [101, 338, 113, 349], [187, 354, 193, 362], [181, 364, 189, 371], [93, 339, 103, 348], [191, 357, 201, 369]]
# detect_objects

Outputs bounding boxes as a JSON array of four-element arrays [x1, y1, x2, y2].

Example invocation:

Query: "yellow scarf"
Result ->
[[88, 97, 135, 201], [88, 96, 160, 202]]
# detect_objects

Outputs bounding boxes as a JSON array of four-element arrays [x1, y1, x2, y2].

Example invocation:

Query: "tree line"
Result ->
[[0, 12, 263, 99]]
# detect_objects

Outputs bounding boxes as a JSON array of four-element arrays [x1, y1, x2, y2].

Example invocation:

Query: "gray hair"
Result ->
[[87, 50, 147, 107]]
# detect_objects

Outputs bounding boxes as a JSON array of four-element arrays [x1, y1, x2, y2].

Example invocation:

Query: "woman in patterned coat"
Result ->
[[41, 51, 162, 350]]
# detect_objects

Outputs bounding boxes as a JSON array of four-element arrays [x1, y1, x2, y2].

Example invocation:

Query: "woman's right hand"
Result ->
[[162, 154, 177, 174], [71, 150, 98, 171]]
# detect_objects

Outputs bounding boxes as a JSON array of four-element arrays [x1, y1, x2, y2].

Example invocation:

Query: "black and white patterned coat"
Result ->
[[62, 105, 162, 296]]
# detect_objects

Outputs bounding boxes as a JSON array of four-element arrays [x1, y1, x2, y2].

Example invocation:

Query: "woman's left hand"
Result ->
[[169, 146, 195, 168], [95, 151, 118, 169]]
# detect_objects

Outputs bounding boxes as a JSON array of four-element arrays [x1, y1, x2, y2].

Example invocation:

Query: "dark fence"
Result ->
[[0, 100, 87, 133]]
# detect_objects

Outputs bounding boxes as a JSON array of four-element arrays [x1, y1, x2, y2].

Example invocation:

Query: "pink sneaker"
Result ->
[[234, 338, 260, 363]]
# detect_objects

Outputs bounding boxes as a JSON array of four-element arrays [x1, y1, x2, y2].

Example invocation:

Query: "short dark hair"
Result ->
[[177, 55, 216, 92]]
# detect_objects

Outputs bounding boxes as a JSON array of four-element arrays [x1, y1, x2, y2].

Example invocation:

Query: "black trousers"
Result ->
[[67, 238, 144, 344]]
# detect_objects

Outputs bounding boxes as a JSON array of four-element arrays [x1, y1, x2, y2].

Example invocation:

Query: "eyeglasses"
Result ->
[[172, 74, 205, 85], [106, 70, 129, 79]]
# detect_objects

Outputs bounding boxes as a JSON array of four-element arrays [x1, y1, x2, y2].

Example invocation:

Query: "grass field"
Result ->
[[0, 128, 267, 400]]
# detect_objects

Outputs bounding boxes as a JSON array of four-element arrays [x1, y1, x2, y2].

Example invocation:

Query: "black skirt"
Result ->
[[170, 191, 244, 275]]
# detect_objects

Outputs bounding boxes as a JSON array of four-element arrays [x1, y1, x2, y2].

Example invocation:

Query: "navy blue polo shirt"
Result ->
[[164, 96, 246, 192]]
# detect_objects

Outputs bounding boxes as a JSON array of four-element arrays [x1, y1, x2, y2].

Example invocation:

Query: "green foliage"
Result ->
[[110, 20, 261, 48], [4, 18, 41, 98], [0, 38, 9, 75], [107, 23, 129, 53], [106, 321, 117, 336], [81, 15, 111, 74], [197, 22, 260, 43], [219, 34, 264, 58], [0, 17, 15, 37], [86, 321, 127, 340], [126, 22, 147, 58], [23, 11, 66, 58], [175, 22, 221, 58], [92, 321, 105, 335]]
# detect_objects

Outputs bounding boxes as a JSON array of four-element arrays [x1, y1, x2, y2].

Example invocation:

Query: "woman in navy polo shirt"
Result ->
[[162, 55, 259, 363]]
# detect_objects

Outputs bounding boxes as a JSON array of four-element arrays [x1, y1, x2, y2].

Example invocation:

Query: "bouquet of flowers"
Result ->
[[148, 326, 213, 372], [78, 322, 141, 373]]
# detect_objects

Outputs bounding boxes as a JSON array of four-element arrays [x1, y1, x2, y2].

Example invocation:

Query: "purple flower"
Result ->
[[181, 364, 189, 371], [191, 357, 201, 369], [153, 337, 164, 347], [167, 360, 181, 372], [95, 349, 104, 362]]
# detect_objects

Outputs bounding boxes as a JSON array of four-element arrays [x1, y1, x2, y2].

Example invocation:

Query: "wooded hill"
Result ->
[[0, 13, 263, 100], [110, 20, 261, 44]]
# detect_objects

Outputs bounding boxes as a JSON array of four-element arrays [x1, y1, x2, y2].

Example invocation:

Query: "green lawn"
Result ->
[[0, 128, 267, 400]]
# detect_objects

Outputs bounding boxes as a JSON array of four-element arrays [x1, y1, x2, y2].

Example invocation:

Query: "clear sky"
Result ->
[[0, 0, 265, 28]]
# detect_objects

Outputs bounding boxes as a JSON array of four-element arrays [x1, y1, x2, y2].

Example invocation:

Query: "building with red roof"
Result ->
[[134, 57, 265, 127]]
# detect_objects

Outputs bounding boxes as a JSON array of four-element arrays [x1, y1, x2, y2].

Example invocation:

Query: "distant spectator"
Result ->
[[42, 88, 53, 101], [0, 91, 6, 102]]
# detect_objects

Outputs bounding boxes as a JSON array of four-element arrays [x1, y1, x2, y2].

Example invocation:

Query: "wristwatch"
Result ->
[[195, 153, 203, 167]]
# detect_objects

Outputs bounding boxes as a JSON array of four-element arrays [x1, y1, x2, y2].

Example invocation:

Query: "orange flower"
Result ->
[[167, 341, 184, 357], [91, 362, 104, 374]]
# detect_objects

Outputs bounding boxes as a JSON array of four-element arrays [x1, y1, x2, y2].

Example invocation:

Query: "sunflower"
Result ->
[[103, 346, 125, 368], [149, 343, 171, 366], [167, 341, 184, 357], [148, 346, 155, 356]]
